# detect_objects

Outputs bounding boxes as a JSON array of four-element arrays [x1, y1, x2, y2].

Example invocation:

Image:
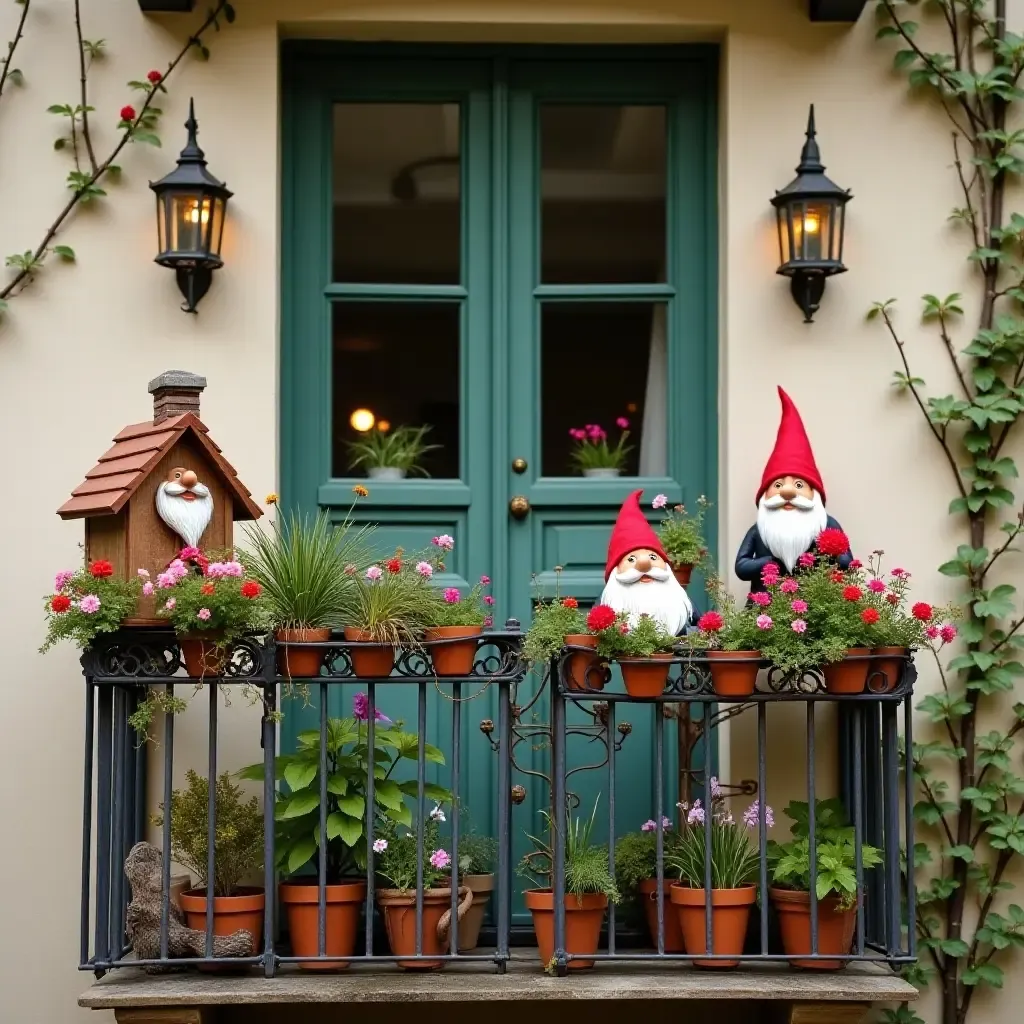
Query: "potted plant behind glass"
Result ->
[[590, 608, 676, 698], [347, 424, 439, 480], [524, 572, 603, 690], [768, 799, 881, 970], [375, 808, 472, 970], [614, 818, 684, 952], [568, 418, 632, 478], [454, 810, 498, 951], [41, 558, 142, 653], [667, 783, 770, 968], [651, 493, 710, 585], [521, 797, 621, 970], [155, 548, 266, 677], [238, 693, 450, 970], [153, 770, 264, 953], [424, 573, 494, 677], [244, 505, 371, 679]]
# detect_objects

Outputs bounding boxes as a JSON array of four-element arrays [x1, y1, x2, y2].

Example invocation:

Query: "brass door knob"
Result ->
[[512, 457, 528, 474], [509, 495, 530, 519]]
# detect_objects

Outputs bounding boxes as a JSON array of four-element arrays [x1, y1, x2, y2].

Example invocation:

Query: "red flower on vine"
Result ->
[[912, 602, 933, 622], [147, 70, 163, 84], [89, 560, 114, 578], [816, 528, 850, 558], [562, 597, 578, 609], [241, 580, 262, 599], [842, 585, 863, 602], [120, 105, 136, 122], [861, 607, 880, 625], [586, 604, 617, 632], [51, 594, 72, 613]]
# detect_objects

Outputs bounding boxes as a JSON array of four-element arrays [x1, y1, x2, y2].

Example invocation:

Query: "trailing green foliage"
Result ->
[[593, 611, 676, 659], [346, 425, 440, 476], [455, 807, 498, 875]]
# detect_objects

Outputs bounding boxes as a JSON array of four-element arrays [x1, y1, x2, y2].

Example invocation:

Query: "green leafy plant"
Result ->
[[767, 800, 881, 908], [587, 607, 675, 660], [375, 810, 451, 891], [348, 550, 439, 645], [151, 769, 263, 898], [40, 558, 141, 652], [653, 494, 710, 568], [455, 808, 498, 875], [346, 425, 440, 476], [614, 819, 681, 895], [568, 418, 633, 474], [427, 576, 494, 627], [523, 568, 588, 665], [238, 695, 449, 881]]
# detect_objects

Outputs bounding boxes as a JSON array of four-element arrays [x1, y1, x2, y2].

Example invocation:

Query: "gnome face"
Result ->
[[756, 475, 827, 573], [155, 466, 214, 549]]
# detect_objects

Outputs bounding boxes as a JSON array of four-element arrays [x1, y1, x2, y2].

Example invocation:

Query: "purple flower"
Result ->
[[443, 587, 461, 604], [710, 776, 722, 798], [78, 594, 101, 614], [372, 838, 388, 854], [365, 566, 383, 582], [142, 582, 154, 597], [197, 608, 212, 621], [687, 800, 705, 826], [416, 561, 433, 578], [742, 800, 775, 829], [790, 599, 808, 614], [791, 618, 807, 634], [756, 614, 773, 630], [352, 692, 390, 723], [429, 849, 451, 870], [54, 570, 75, 591], [652, 494, 668, 510], [641, 819, 657, 832]]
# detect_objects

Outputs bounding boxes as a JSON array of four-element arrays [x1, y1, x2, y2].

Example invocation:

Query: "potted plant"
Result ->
[[41, 559, 143, 653], [244, 506, 371, 679], [524, 576, 603, 689], [652, 493, 710, 585], [347, 424, 439, 480], [590, 607, 676, 698], [521, 798, 620, 970], [153, 770, 264, 954], [613, 818, 684, 952], [239, 693, 450, 970], [767, 799, 881, 970], [424, 573, 494, 677], [344, 547, 436, 678], [568, 418, 632, 478], [454, 810, 498, 951], [155, 548, 266, 677], [667, 784, 770, 968], [375, 809, 472, 970]]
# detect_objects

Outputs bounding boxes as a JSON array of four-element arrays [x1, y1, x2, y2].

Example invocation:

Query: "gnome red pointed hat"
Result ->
[[757, 387, 826, 505], [605, 490, 668, 580]]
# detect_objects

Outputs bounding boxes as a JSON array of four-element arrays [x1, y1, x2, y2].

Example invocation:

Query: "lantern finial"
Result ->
[[180, 98, 206, 165], [796, 104, 824, 175]]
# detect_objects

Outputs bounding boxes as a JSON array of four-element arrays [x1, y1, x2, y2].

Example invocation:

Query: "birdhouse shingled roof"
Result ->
[[56, 412, 263, 522]]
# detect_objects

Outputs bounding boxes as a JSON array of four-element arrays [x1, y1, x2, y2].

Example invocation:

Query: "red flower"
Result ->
[[120, 105, 136, 122], [816, 528, 851, 558], [200, 582, 215, 595], [241, 580, 262, 599], [912, 602, 933, 622], [842, 585, 863, 602], [89, 560, 114, 578], [50, 594, 72, 613], [861, 607, 880, 625], [886, 593, 899, 606], [586, 604, 617, 632], [849, 559, 863, 570], [386, 557, 402, 574], [562, 597, 579, 609], [147, 69, 163, 84], [698, 611, 724, 632], [830, 570, 844, 583]]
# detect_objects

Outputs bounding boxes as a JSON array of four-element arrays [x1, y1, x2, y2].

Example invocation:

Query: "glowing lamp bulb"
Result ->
[[350, 408, 375, 432], [188, 200, 210, 225], [803, 213, 820, 234]]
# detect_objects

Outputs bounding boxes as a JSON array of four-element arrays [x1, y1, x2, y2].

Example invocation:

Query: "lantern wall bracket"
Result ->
[[176, 266, 213, 315], [789, 270, 826, 324]]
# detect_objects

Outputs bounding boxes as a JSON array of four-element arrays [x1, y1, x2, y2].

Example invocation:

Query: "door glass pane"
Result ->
[[540, 105, 666, 284], [333, 103, 461, 284], [540, 302, 667, 478], [332, 303, 460, 479]]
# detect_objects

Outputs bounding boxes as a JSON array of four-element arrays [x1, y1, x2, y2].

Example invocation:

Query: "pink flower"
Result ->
[[790, 599, 808, 614], [569, 428, 587, 441], [416, 561, 433, 577], [868, 578, 887, 594], [352, 692, 390, 723], [891, 568, 909, 579], [710, 776, 722, 798], [141, 582, 154, 597], [791, 619, 807, 634], [652, 494, 668, 510], [429, 849, 451, 870], [780, 578, 799, 595], [197, 608, 212, 621], [155, 572, 176, 589], [742, 800, 775, 829], [78, 594, 101, 614], [480, 575, 491, 585], [484, 615, 493, 627], [372, 838, 388, 854], [164, 598, 176, 611], [616, 417, 629, 429], [136, 568, 151, 579], [761, 563, 780, 585], [443, 587, 461, 604], [54, 570, 75, 591], [925, 625, 941, 640], [849, 559, 863, 570], [751, 591, 772, 607], [433, 534, 455, 551], [797, 552, 816, 568], [586, 424, 606, 442], [940, 624, 957, 644], [483, 595, 495, 606], [641, 819, 657, 832], [179, 546, 202, 560], [365, 566, 383, 581], [687, 800, 705, 826], [756, 614, 773, 630]]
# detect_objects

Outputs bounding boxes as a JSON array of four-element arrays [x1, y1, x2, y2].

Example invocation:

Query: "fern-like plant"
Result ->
[[347, 425, 439, 476]]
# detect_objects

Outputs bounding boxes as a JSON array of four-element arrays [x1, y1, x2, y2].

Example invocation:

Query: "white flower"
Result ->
[[429, 805, 446, 823], [372, 838, 388, 854]]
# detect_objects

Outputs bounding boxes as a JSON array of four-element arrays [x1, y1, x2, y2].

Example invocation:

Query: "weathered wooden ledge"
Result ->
[[80, 957, 917, 1009]]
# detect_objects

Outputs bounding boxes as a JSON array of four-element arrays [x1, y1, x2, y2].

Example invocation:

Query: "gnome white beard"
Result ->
[[756, 491, 828, 572], [599, 565, 692, 636], [156, 481, 214, 549]]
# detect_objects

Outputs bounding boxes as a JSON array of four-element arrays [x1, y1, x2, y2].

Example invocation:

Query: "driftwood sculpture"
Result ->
[[125, 842, 255, 967]]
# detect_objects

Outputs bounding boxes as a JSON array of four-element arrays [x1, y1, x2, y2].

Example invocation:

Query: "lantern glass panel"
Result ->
[[208, 195, 226, 259], [794, 201, 831, 263], [156, 193, 167, 255], [167, 192, 210, 255]]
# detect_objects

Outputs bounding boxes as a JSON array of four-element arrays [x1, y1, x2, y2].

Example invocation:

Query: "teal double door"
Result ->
[[281, 43, 718, 924]]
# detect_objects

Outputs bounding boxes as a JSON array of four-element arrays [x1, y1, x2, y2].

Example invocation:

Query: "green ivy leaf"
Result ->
[[964, 963, 1004, 987], [939, 938, 970, 958], [286, 836, 315, 873], [284, 760, 317, 792], [373, 779, 405, 811], [279, 790, 320, 819], [946, 844, 975, 862]]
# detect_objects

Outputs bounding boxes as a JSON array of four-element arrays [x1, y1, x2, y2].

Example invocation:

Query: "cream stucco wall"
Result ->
[[0, 1, 1019, 1022]]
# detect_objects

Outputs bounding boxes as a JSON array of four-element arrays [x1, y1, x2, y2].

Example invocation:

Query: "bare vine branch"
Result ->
[[73, 0, 97, 175], [0, 0, 30, 104]]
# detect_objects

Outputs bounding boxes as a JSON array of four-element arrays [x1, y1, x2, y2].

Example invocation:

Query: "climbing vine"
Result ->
[[0, 0, 235, 319], [870, 3, 1024, 1024]]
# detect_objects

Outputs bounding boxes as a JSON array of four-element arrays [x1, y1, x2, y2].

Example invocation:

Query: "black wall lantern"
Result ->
[[770, 105, 851, 323], [150, 99, 232, 314]]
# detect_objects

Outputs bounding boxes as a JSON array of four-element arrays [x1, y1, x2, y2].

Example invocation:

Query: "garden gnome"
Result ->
[[734, 387, 852, 592], [600, 489, 693, 635]]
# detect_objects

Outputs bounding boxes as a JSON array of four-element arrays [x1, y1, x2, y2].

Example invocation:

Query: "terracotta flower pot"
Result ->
[[822, 648, 870, 695], [525, 888, 608, 970], [638, 877, 684, 952], [179, 634, 227, 678], [425, 625, 483, 677], [707, 649, 760, 697], [178, 887, 265, 956], [673, 564, 694, 586], [619, 653, 674, 698], [458, 873, 494, 951], [770, 887, 858, 970], [871, 646, 907, 693], [276, 627, 332, 678], [377, 886, 473, 970], [280, 880, 366, 970], [343, 626, 395, 678], [564, 634, 603, 691], [670, 883, 756, 968]]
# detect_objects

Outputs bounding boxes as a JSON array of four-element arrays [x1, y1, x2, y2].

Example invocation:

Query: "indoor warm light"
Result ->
[[350, 408, 376, 432], [377, 419, 391, 433], [626, 402, 638, 414]]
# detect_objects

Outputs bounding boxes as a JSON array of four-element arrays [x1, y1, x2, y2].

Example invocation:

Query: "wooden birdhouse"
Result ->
[[57, 370, 262, 623]]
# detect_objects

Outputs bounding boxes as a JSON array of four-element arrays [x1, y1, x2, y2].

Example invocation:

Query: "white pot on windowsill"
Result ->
[[367, 467, 407, 480], [583, 468, 621, 479]]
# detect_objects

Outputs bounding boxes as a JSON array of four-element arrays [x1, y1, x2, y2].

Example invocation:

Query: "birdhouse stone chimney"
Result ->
[[148, 370, 207, 425]]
